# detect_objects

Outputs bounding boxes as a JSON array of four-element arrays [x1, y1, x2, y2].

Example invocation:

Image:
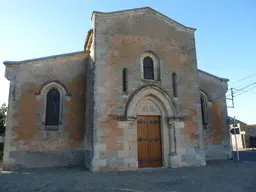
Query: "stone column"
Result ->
[[168, 120, 188, 168], [167, 119, 176, 167]]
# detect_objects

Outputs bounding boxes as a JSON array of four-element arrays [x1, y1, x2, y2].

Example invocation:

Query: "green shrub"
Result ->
[[0, 142, 4, 151], [0, 142, 4, 160], [0, 151, 3, 160]]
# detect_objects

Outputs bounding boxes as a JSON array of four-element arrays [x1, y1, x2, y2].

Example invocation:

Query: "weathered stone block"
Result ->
[[99, 151, 118, 159]]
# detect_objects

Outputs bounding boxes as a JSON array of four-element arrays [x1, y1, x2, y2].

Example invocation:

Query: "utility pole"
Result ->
[[231, 88, 234, 108], [227, 88, 235, 108], [233, 116, 240, 161]]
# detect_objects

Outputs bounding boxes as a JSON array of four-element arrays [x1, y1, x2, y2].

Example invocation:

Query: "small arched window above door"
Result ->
[[143, 56, 154, 80], [140, 51, 160, 81]]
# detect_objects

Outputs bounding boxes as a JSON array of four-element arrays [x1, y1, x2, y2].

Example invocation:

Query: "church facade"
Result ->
[[3, 7, 231, 172]]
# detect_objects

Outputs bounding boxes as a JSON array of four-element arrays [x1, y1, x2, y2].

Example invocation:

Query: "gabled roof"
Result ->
[[3, 51, 89, 66], [228, 116, 248, 131], [84, 29, 93, 51], [198, 69, 229, 82], [92, 7, 196, 32], [247, 124, 256, 128], [228, 116, 247, 125]]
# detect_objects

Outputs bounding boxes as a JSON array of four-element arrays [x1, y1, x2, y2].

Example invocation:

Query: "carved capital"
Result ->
[[165, 117, 173, 125], [169, 152, 177, 156], [116, 115, 127, 121], [127, 116, 136, 122], [168, 116, 187, 122]]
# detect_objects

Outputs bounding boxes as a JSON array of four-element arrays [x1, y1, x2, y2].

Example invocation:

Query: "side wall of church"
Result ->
[[3, 52, 88, 169], [198, 71, 232, 160], [91, 10, 206, 172]]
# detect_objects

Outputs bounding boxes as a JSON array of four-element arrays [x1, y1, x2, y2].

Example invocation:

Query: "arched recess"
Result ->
[[36, 80, 70, 96], [200, 90, 210, 130], [126, 85, 177, 118], [140, 51, 160, 81], [125, 85, 177, 168], [36, 81, 71, 132]]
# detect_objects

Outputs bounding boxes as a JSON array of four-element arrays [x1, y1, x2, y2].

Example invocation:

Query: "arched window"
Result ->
[[200, 94, 208, 130], [172, 73, 177, 97], [45, 88, 60, 126], [143, 56, 154, 80], [122, 68, 128, 94]]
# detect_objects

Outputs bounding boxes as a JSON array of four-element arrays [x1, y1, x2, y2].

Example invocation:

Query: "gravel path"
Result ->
[[0, 160, 256, 192]]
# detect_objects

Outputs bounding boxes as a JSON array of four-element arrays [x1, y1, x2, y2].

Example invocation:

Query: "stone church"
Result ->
[[3, 7, 231, 171]]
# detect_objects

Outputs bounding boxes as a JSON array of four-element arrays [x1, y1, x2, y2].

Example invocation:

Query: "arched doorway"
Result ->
[[136, 99, 163, 168], [126, 86, 176, 168]]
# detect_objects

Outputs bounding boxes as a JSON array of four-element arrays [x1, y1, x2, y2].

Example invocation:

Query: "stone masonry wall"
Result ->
[[198, 71, 231, 160], [3, 52, 89, 169], [91, 9, 205, 171]]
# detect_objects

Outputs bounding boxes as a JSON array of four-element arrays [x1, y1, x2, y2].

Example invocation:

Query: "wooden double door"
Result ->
[[137, 116, 162, 168]]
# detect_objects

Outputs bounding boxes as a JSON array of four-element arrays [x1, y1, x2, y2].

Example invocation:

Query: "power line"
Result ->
[[246, 91, 256, 95], [200, 75, 256, 107], [229, 73, 256, 86], [215, 83, 253, 107], [233, 81, 256, 92], [234, 84, 256, 97], [207, 75, 256, 108]]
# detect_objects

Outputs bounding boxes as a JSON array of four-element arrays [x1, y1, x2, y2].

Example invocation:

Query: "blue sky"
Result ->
[[1, 0, 256, 123]]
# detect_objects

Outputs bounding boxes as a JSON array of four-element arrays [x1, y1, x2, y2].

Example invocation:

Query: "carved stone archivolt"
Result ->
[[138, 99, 161, 115], [126, 85, 177, 118]]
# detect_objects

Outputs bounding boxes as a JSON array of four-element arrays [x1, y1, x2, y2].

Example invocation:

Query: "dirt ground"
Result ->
[[0, 160, 256, 192]]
